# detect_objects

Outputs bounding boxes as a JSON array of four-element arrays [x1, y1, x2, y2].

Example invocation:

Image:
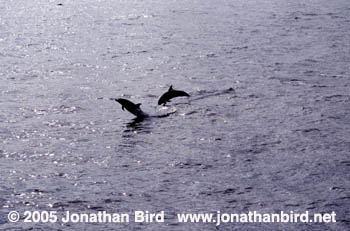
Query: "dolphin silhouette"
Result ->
[[158, 85, 190, 106], [111, 98, 149, 118]]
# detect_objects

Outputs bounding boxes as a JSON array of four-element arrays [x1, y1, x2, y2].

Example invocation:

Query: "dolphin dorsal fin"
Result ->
[[136, 103, 141, 108], [168, 85, 173, 91]]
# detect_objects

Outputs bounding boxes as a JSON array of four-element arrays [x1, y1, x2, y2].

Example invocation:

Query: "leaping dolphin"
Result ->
[[158, 85, 190, 106], [111, 98, 149, 118]]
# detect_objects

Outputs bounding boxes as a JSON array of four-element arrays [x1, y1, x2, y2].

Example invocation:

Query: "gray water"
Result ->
[[1, 0, 349, 230]]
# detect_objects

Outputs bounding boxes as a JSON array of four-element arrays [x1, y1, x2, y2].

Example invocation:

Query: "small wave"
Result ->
[[189, 87, 235, 102]]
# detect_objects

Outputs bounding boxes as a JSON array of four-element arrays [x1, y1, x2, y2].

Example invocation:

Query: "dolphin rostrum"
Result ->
[[158, 85, 190, 106], [111, 98, 149, 118]]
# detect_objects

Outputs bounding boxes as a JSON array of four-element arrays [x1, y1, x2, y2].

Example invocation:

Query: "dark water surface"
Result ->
[[1, 0, 349, 230]]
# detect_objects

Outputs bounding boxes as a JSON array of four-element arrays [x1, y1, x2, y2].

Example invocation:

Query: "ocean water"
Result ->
[[0, 0, 349, 230]]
